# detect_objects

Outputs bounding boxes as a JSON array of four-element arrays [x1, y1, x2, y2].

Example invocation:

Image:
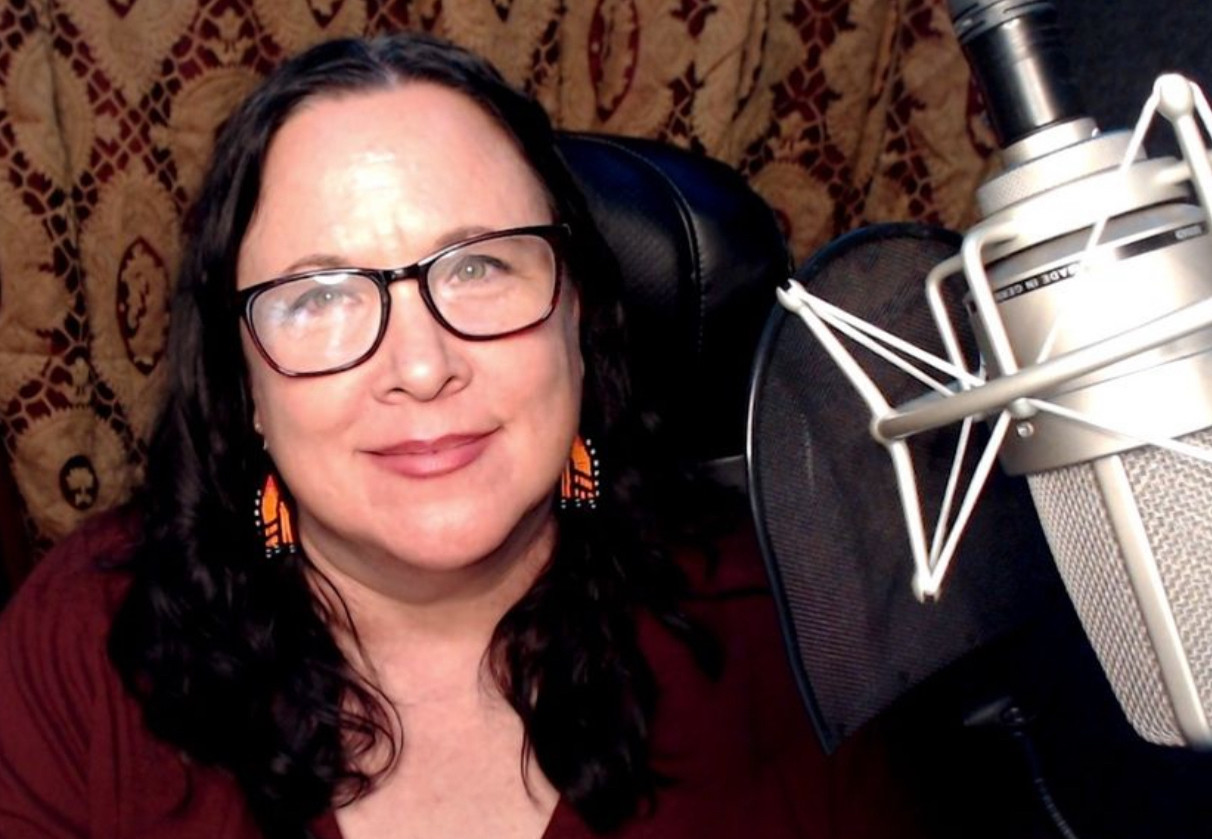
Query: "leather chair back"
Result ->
[[558, 133, 789, 481]]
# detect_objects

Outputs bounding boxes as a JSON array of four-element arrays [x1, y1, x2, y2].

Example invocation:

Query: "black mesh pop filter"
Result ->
[[747, 223, 1067, 753]]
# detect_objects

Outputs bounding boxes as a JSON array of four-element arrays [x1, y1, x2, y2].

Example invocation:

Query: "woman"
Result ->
[[0, 31, 909, 839]]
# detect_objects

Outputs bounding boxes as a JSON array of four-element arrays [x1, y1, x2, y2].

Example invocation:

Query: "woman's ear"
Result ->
[[570, 291, 584, 383]]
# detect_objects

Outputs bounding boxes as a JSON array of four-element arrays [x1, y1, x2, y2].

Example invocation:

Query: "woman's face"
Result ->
[[236, 83, 582, 590]]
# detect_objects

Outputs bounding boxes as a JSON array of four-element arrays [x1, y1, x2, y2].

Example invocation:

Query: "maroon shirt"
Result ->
[[0, 513, 918, 838]]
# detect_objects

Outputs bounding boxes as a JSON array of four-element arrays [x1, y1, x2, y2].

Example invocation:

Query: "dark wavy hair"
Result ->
[[108, 30, 717, 838]]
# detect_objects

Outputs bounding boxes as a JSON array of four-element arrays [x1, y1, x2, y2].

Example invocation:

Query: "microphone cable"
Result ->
[[965, 696, 1081, 839]]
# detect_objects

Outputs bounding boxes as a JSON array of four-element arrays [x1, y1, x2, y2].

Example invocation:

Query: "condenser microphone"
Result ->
[[767, 0, 1212, 748], [946, 0, 1212, 749]]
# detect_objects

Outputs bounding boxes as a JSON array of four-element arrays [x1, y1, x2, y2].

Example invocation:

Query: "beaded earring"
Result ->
[[255, 471, 298, 557], [559, 434, 600, 510]]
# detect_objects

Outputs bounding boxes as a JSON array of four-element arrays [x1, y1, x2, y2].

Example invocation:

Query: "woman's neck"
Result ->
[[300, 504, 555, 698]]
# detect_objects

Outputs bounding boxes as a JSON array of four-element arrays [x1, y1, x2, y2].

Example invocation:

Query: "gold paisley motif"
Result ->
[[159, 66, 262, 198], [688, 0, 776, 159], [7, 32, 94, 187], [58, 0, 197, 103], [0, 180, 64, 401], [11, 407, 133, 543], [588, 0, 640, 124], [252, 0, 369, 56], [560, 0, 679, 136], [434, 0, 562, 89], [750, 159, 835, 261], [79, 169, 177, 443], [824, 1, 889, 159], [894, 2, 995, 230]]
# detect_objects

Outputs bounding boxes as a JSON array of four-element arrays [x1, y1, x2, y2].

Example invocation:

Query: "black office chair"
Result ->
[[557, 132, 789, 486]]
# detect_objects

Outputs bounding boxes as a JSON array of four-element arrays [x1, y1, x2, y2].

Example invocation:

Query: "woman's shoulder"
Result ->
[[649, 520, 933, 839], [648, 518, 810, 758], [0, 507, 140, 729], [0, 507, 263, 838], [2, 507, 139, 635], [628, 521, 832, 838], [677, 521, 771, 594]]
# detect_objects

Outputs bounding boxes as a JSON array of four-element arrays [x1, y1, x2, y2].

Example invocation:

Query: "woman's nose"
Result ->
[[372, 282, 467, 402]]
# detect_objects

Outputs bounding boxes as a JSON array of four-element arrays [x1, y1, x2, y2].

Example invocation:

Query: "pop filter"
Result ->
[[747, 223, 1068, 753]]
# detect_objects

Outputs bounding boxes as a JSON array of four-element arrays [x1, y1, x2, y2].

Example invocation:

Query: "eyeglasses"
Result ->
[[235, 224, 569, 376]]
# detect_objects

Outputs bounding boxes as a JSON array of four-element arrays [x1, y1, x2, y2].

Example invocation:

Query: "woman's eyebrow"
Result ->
[[428, 224, 496, 251], [274, 225, 500, 276], [276, 253, 350, 275]]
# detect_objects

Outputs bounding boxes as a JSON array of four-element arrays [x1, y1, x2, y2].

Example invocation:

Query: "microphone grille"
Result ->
[[1028, 429, 1212, 746]]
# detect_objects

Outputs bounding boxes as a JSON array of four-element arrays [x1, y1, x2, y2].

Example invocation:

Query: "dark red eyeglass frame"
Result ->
[[234, 224, 570, 377]]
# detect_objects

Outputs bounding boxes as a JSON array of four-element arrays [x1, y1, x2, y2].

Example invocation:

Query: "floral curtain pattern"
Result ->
[[0, 0, 993, 554]]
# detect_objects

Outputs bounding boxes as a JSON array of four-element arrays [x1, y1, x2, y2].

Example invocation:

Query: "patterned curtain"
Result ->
[[0, 0, 994, 558]]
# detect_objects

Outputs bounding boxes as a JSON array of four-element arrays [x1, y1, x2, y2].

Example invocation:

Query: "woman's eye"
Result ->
[[448, 255, 507, 283], [290, 283, 358, 313]]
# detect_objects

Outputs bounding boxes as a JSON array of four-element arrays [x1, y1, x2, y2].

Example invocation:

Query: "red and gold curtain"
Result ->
[[0, 0, 994, 560]]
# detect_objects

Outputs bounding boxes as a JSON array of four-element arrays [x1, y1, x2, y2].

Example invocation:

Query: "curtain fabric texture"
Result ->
[[0, 0, 993, 555]]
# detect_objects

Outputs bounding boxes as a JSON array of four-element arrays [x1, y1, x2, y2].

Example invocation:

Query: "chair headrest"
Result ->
[[557, 133, 790, 470]]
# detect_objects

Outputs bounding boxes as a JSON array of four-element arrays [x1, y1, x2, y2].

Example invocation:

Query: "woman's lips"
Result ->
[[367, 431, 495, 478]]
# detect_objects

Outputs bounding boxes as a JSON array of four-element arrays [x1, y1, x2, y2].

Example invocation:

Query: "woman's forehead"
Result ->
[[265, 84, 539, 194], [238, 84, 551, 284]]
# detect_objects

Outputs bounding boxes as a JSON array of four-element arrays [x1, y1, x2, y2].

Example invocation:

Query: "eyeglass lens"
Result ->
[[248, 231, 559, 374]]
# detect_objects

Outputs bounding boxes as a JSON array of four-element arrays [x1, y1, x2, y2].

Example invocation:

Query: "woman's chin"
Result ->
[[305, 505, 556, 602]]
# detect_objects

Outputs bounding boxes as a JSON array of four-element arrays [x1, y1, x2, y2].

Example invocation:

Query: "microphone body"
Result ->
[[767, 0, 1212, 752], [949, 0, 1212, 747]]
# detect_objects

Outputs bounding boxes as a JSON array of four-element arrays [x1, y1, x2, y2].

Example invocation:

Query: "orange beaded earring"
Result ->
[[559, 435, 600, 510], [255, 472, 298, 557]]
